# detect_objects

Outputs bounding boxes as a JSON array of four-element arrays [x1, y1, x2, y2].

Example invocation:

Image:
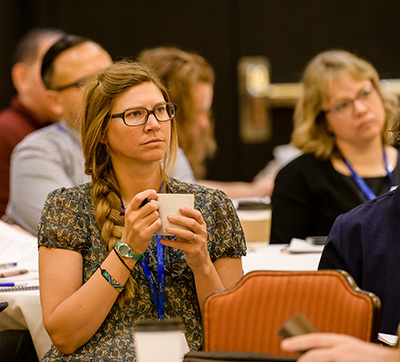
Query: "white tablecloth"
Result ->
[[0, 289, 51, 359], [243, 242, 322, 273], [0, 220, 51, 359]]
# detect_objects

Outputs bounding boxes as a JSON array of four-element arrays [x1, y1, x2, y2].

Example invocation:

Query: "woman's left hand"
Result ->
[[281, 333, 399, 362], [160, 206, 210, 272]]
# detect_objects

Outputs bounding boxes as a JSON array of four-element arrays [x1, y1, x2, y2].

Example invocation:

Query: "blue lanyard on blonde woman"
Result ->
[[341, 148, 393, 201], [118, 183, 165, 318]]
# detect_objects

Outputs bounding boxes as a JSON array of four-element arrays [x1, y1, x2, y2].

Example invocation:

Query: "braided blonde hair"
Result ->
[[81, 60, 178, 305]]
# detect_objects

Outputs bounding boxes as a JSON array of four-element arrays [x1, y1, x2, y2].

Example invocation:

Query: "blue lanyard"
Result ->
[[341, 148, 393, 201], [57, 122, 81, 147], [118, 185, 165, 318], [139, 236, 165, 318]]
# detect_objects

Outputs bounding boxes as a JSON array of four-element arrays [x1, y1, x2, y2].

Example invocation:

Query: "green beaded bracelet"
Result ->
[[100, 267, 124, 293]]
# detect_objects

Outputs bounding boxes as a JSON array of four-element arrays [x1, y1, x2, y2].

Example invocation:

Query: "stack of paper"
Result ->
[[286, 238, 325, 254], [0, 220, 37, 268], [0, 221, 38, 289]]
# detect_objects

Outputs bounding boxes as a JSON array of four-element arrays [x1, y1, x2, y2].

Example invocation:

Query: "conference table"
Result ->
[[0, 219, 322, 359]]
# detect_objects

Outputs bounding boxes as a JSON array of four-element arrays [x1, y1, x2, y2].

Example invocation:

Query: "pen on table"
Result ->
[[0, 262, 17, 269], [0, 301, 8, 312], [0, 282, 29, 287], [0, 269, 28, 278]]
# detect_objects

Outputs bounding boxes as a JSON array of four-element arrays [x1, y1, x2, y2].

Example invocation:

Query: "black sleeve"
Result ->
[[270, 159, 315, 244]]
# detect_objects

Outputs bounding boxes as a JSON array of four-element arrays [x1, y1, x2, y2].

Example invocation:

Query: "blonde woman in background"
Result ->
[[270, 50, 399, 244], [38, 61, 245, 361], [139, 46, 274, 198]]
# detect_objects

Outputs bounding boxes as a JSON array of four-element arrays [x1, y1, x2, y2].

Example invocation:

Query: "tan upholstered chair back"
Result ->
[[202, 270, 381, 356]]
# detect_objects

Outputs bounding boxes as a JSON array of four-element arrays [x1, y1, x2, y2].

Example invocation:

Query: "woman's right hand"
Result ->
[[120, 189, 161, 254]]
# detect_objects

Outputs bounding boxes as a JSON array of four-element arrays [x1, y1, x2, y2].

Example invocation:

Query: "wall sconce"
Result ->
[[238, 56, 272, 144]]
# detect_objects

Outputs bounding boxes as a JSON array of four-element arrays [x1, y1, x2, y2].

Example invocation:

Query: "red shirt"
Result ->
[[0, 97, 51, 216]]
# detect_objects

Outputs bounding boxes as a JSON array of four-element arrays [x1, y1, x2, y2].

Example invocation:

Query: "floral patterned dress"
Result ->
[[38, 178, 246, 361]]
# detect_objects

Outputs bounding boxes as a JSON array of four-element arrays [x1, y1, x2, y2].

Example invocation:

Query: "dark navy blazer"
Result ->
[[319, 187, 400, 335]]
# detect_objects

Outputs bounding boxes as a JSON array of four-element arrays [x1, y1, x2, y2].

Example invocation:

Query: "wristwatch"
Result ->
[[115, 240, 144, 261]]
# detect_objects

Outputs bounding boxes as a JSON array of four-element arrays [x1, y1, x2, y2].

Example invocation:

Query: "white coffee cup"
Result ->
[[156, 193, 195, 236], [135, 318, 189, 362]]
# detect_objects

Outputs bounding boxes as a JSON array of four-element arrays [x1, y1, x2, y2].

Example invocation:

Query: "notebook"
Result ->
[[0, 283, 39, 292]]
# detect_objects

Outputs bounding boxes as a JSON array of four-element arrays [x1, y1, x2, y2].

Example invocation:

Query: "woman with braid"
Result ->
[[37, 60, 246, 361]]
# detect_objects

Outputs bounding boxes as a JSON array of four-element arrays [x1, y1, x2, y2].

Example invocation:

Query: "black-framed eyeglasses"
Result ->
[[51, 75, 89, 92], [110, 102, 177, 127]]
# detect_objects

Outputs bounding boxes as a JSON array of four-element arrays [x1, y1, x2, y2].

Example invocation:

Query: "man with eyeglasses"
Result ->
[[0, 28, 65, 218], [5, 34, 112, 234]]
